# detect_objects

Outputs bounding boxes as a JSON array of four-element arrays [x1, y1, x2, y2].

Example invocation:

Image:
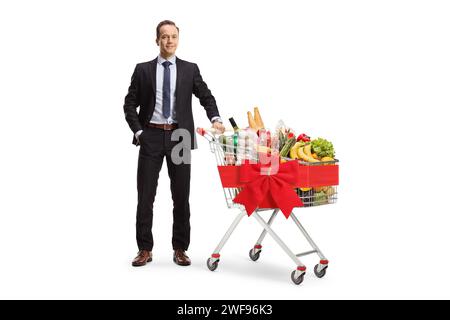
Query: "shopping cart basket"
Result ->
[[196, 127, 339, 285]]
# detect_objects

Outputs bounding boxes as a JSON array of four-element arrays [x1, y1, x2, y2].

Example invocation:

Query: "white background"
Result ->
[[0, 0, 449, 299]]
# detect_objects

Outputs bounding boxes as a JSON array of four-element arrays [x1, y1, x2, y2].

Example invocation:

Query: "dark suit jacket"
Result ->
[[123, 57, 220, 149]]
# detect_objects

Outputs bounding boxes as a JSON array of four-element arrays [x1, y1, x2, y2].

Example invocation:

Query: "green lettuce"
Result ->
[[311, 138, 335, 158], [314, 191, 328, 205]]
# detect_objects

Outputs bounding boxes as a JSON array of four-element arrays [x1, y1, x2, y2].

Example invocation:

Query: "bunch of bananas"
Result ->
[[289, 143, 318, 162]]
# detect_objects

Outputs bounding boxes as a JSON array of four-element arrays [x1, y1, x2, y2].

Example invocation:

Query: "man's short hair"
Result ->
[[156, 20, 179, 39]]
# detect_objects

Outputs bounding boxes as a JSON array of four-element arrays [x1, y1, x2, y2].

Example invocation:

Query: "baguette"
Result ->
[[247, 111, 258, 130], [253, 107, 265, 129]]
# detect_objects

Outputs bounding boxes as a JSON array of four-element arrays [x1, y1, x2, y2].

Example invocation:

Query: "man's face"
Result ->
[[156, 24, 178, 58]]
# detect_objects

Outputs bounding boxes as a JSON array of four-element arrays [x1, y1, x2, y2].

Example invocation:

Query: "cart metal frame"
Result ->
[[198, 128, 338, 285]]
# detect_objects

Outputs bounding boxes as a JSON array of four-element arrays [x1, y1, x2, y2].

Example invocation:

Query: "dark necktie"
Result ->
[[162, 61, 172, 119]]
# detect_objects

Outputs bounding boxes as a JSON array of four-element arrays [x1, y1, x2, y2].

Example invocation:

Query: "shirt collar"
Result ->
[[157, 55, 176, 65]]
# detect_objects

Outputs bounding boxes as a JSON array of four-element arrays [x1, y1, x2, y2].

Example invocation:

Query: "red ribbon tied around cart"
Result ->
[[233, 160, 303, 218]]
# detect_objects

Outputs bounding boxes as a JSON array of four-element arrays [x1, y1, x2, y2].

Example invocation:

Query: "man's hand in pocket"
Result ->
[[135, 130, 143, 145]]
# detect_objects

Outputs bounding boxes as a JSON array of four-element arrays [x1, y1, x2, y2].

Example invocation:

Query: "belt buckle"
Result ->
[[163, 124, 171, 131]]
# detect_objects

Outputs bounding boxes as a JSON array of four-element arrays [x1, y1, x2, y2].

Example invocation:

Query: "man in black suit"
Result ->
[[124, 20, 225, 267]]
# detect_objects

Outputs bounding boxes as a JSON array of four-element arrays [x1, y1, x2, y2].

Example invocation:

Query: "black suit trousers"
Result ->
[[136, 126, 191, 251]]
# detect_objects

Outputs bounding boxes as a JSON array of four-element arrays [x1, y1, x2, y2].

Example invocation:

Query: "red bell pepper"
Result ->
[[297, 133, 310, 142]]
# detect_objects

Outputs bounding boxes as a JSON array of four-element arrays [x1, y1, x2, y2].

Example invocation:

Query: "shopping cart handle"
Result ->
[[200, 127, 233, 134], [196, 127, 207, 136], [197, 127, 233, 136]]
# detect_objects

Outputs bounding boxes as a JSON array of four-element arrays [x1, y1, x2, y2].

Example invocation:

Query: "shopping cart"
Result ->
[[196, 127, 339, 285]]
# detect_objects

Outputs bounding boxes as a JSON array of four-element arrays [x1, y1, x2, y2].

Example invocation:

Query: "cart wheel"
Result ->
[[249, 249, 261, 261], [314, 264, 327, 278], [291, 271, 305, 285], [207, 258, 219, 271]]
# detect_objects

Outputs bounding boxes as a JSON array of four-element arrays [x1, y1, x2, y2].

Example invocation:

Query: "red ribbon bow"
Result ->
[[233, 160, 303, 218]]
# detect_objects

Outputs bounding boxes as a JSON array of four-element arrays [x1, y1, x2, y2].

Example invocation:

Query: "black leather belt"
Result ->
[[146, 122, 179, 131]]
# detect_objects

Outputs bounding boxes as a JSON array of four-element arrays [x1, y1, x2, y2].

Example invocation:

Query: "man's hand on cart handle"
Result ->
[[212, 121, 226, 134]]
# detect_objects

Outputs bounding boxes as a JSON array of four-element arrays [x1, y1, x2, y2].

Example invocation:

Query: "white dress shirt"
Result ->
[[150, 55, 178, 124]]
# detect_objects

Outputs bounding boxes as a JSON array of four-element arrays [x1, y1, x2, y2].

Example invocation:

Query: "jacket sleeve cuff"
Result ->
[[211, 116, 222, 123]]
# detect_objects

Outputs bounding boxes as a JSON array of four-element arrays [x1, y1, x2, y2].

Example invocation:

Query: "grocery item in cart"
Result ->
[[236, 129, 258, 164], [311, 138, 335, 159], [247, 107, 265, 131], [298, 188, 314, 207], [253, 107, 265, 129], [219, 128, 260, 165], [223, 135, 236, 165], [228, 117, 239, 133]]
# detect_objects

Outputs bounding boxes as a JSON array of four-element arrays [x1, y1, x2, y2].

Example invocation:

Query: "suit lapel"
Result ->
[[149, 58, 157, 95], [175, 58, 184, 114]]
